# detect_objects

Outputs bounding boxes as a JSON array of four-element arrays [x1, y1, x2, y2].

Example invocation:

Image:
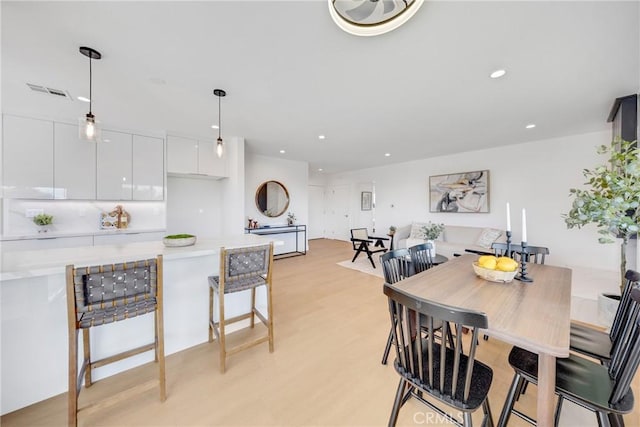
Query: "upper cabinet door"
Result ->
[[198, 140, 228, 177], [97, 130, 133, 200], [2, 115, 54, 199], [132, 135, 164, 200], [53, 122, 96, 199], [167, 136, 198, 174]]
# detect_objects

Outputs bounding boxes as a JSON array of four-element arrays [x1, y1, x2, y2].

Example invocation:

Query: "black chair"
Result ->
[[384, 284, 494, 427], [570, 269, 640, 366], [497, 287, 640, 427], [491, 243, 549, 264], [380, 249, 414, 365], [350, 228, 389, 268], [408, 242, 434, 274]]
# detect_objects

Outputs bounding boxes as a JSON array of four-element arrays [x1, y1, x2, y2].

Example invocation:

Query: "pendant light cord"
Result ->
[[88, 55, 93, 115], [218, 94, 221, 140]]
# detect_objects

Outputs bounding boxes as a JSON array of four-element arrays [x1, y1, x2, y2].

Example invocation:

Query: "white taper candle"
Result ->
[[522, 208, 527, 242], [506, 202, 511, 232]]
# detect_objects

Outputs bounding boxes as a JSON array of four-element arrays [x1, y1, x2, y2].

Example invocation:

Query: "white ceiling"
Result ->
[[2, 1, 639, 173]]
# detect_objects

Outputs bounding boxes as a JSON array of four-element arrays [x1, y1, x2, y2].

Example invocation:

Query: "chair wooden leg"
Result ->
[[82, 328, 92, 387], [381, 328, 394, 365], [68, 329, 78, 427], [497, 373, 523, 427], [208, 286, 214, 343], [266, 282, 274, 353], [462, 411, 473, 427], [388, 379, 407, 427], [218, 291, 226, 373], [250, 288, 256, 328], [156, 305, 166, 401]]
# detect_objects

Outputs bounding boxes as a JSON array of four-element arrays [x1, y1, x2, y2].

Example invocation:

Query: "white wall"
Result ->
[[326, 130, 630, 300], [166, 176, 222, 238]]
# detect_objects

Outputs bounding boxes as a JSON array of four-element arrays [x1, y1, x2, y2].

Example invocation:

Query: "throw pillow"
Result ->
[[409, 222, 428, 240], [475, 228, 503, 249]]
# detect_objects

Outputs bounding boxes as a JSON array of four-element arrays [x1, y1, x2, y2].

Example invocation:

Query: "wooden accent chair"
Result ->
[[384, 284, 494, 427], [350, 228, 389, 268], [66, 256, 166, 427], [209, 243, 274, 373], [497, 287, 640, 427]]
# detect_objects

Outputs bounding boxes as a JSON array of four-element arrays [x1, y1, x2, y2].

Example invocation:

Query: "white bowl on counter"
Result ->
[[162, 235, 197, 247]]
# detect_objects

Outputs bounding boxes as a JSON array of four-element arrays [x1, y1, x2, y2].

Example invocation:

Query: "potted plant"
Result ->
[[287, 212, 296, 226], [33, 213, 53, 233], [421, 222, 445, 257], [388, 225, 397, 236], [564, 138, 639, 324]]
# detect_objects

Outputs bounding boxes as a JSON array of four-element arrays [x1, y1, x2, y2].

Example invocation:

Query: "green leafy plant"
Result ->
[[33, 213, 53, 226], [389, 225, 397, 234], [421, 222, 445, 240], [164, 234, 195, 239], [287, 212, 296, 221], [564, 138, 639, 292]]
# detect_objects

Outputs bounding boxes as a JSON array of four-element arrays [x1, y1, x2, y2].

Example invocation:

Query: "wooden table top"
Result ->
[[390, 254, 572, 357]]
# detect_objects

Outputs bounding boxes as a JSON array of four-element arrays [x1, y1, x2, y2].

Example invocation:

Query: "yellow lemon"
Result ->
[[496, 257, 518, 272], [478, 255, 497, 270]]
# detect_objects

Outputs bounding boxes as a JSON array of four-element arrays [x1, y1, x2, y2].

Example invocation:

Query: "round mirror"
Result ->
[[255, 180, 290, 217]]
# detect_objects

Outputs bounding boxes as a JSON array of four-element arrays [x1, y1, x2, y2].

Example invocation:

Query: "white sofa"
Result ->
[[393, 223, 506, 259]]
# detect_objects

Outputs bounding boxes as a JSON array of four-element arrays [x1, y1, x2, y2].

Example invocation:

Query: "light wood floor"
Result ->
[[2, 239, 639, 426]]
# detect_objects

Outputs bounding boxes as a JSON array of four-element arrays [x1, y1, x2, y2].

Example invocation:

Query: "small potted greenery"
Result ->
[[33, 213, 53, 233], [388, 225, 397, 236], [564, 138, 639, 324], [163, 233, 197, 247], [421, 222, 445, 257], [287, 212, 296, 226]]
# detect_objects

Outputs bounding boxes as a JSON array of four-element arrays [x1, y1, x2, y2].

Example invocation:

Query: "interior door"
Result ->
[[326, 185, 350, 241]]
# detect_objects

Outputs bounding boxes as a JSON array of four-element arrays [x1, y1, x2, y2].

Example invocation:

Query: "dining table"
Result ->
[[389, 253, 572, 427]]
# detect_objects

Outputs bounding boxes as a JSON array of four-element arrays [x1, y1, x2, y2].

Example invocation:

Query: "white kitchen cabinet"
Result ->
[[53, 123, 96, 199], [2, 115, 54, 199], [167, 135, 227, 178], [97, 130, 133, 200], [132, 135, 164, 200]]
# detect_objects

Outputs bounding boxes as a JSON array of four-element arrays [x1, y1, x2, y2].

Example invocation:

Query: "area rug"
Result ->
[[337, 257, 384, 279]]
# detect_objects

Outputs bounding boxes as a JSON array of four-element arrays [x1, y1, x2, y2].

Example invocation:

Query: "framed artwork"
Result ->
[[429, 170, 490, 213], [361, 191, 372, 211]]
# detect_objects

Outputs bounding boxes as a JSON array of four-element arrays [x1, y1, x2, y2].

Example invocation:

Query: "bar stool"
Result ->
[[209, 243, 274, 373], [66, 256, 166, 427]]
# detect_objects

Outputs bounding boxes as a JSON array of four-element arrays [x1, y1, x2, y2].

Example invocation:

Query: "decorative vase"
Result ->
[[287, 218, 294, 226], [36, 225, 50, 233], [426, 240, 436, 258]]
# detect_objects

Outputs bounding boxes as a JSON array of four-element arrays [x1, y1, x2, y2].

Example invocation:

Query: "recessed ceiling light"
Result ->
[[318, 135, 326, 140], [525, 123, 536, 129], [211, 124, 219, 129], [385, 153, 391, 157], [280, 150, 286, 154], [318, 168, 323, 172], [490, 69, 506, 79], [77, 96, 90, 103]]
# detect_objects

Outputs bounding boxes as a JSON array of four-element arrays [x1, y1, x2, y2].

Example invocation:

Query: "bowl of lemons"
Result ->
[[473, 255, 519, 283]]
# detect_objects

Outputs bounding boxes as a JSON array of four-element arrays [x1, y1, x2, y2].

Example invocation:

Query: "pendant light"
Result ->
[[213, 89, 226, 158], [78, 46, 102, 142]]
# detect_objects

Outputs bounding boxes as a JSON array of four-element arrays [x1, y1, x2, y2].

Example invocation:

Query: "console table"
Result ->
[[245, 224, 307, 259]]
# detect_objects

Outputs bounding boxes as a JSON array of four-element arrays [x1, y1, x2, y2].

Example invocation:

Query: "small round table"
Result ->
[[432, 254, 449, 265]]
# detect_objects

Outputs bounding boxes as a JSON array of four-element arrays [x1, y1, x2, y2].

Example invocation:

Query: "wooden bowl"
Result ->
[[472, 262, 518, 283]]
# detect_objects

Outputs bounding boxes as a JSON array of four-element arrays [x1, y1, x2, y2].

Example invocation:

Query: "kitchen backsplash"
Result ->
[[2, 199, 166, 237]]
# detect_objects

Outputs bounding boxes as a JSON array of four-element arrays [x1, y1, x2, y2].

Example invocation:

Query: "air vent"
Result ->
[[26, 83, 72, 100]]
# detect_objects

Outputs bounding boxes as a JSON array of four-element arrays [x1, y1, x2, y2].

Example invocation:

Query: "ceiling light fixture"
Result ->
[[318, 168, 323, 172], [213, 89, 226, 158], [78, 46, 102, 142], [280, 150, 286, 154], [328, 0, 425, 37], [525, 124, 536, 129], [385, 153, 391, 157], [318, 135, 326, 140], [77, 96, 90, 103], [211, 124, 219, 129], [490, 69, 506, 79]]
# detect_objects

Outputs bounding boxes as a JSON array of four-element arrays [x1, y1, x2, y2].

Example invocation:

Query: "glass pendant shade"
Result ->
[[79, 113, 101, 142], [216, 137, 224, 158]]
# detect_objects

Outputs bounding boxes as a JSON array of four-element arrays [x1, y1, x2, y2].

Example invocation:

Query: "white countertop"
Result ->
[[0, 228, 166, 241], [0, 234, 280, 281]]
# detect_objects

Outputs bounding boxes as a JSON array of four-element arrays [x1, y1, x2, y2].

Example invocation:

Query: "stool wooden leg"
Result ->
[[219, 291, 226, 373], [68, 329, 78, 427], [250, 288, 256, 328], [156, 305, 166, 401], [208, 286, 214, 343], [267, 282, 274, 353], [82, 328, 92, 387]]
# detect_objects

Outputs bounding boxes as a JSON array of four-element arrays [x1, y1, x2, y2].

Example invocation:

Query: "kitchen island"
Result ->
[[0, 234, 281, 414]]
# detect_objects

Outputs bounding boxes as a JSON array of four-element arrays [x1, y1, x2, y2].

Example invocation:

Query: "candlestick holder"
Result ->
[[515, 241, 533, 283], [505, 230, 512, 258]]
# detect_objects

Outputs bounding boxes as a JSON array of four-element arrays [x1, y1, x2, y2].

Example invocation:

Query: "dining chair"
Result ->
[[66, 256, 166, 427], [570, 269, 640, 365], [491, 243, 549, 264], [384, 284, 494, 427], [208, 243, 274, 373], [350, 228, 389, 268], [407, 242, 434, 274], [497, 287, 640, 427]]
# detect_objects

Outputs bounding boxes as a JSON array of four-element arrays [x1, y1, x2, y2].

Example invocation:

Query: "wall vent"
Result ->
[[26, 83, 73, 99]]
